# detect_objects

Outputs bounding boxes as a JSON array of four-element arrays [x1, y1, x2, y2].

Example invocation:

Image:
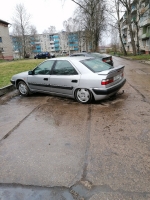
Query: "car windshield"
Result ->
[[81, 58, 113, 73]]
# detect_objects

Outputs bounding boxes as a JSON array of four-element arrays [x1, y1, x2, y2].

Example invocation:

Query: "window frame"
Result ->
[[33, 60, 55, 75], [51, 60, 78, 76]]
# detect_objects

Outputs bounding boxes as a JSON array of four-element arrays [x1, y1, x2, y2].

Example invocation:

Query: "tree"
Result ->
[[119, 0, 137, 55], [12, 3, 31, 58], [105, 0, 127, 55], [63, 0, 106, 52], [110, 23, 119, 53], [29, 25, 38, 55], [43, 26, 56, 34], [115, 0, 127, 55]]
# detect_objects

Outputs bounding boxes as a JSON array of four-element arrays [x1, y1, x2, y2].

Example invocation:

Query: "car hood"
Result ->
[[12, 71, 29, 79]]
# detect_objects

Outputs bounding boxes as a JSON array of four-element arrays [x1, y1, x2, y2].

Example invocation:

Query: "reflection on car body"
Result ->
[[10, 57, 126, 104]]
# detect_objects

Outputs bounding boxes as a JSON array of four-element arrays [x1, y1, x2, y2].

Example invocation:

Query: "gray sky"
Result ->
[[0, 0, 77, 33]]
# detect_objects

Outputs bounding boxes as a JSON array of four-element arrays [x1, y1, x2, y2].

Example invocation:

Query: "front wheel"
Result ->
[[18, 81, 30, 96], [75, 88, 93, 104]]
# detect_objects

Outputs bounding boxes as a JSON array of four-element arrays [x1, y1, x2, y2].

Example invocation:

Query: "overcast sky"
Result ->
[[0, 0, 77, 34]]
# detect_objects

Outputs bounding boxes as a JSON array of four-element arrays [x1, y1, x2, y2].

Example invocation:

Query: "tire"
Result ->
[[75, 88, 93, 104], [18, 81, 30, 97]]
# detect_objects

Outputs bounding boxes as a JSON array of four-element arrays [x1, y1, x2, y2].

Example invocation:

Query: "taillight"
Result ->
[[101, 78, 114, 85], [102, 59, 107, 62]]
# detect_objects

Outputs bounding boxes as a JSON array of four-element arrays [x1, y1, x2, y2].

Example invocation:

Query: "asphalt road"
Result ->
[[0, 56, 150, 200]]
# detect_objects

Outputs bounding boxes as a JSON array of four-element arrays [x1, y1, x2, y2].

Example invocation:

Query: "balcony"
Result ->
[[140, 18, 150, 27], [34, 41, 40, 45], [141, 32, 150, 39]]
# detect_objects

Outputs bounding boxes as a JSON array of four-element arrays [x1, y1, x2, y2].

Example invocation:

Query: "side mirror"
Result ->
[[28, 70, 33, 75]]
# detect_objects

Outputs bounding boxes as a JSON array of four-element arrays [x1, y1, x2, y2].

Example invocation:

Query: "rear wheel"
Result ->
[[75, 88, 93, 104], [18, 81, 30, 96]]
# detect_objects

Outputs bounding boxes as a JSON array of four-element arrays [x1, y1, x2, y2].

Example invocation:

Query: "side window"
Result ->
[[52, 60, 78, 75], [34, 60, 55, 75], [0, 37, 2, 43]]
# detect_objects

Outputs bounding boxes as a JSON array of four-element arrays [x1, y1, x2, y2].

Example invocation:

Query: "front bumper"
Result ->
[[92, 78, 126, 95], [10, 80, 15, 86]]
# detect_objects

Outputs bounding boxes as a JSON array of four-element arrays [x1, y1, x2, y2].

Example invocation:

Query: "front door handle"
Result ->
[[43, 78, 48, 81], [71, 80, 78, 83]]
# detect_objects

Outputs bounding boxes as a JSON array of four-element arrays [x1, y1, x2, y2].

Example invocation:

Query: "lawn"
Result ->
[[109, 52, 150, 60], [0, 59, 45, 88], [129, 54, 150, 60]]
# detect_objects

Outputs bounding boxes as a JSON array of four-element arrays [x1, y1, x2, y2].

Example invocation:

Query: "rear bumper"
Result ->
[[92, 78, 126, 95]]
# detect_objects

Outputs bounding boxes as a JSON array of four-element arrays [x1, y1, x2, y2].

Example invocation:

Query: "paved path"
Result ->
[[0, 57, 150, 199]]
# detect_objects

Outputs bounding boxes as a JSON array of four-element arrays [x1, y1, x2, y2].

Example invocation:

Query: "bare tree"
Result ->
[[119, 0, 137, 55], [63, 0, 106, 52], [29, 25, 38, 55], [30, 25, 37, 35], [105, 0, 127, 55], [115, 0, 127, 55], [110, 24, 119, 53], [12, 3, 31, 58], [43, 26, 56, 34], [63, 18, 75, 54], [48, 26, 56, 34]]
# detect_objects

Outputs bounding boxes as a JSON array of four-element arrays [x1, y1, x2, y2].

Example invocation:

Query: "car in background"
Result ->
[[34, 52, 55, 59], [10, 57, 126, 104], [70, 52, 113, 66]]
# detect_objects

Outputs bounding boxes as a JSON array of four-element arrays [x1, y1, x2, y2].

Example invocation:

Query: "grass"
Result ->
[[109, 51, 150, 60], [0, 59, 45, 88], [129, 54, 150, 60]]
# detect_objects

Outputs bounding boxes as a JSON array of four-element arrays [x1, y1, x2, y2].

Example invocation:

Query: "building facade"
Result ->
[[120, 0, 150, 54], [139, 0, 150, 53], [0, 19, 13, 60], [11, 31, 87, 58]]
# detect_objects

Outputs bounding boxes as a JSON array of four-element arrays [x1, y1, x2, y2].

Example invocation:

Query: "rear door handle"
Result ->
[[43, 78, 48, 81], [71, 80, 78, 83]]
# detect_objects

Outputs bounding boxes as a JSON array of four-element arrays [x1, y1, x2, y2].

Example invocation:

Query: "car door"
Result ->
[[27, 60, 55, 92], [50, 60, 80, 95]]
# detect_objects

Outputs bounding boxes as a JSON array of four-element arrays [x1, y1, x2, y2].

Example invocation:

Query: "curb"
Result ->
[[0, 85, 15, 97]]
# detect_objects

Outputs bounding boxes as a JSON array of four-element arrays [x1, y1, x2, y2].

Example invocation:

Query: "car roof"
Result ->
[[70, 52, 111, 58], [47, 56, 96, 74], [48, 56, 93, 62]]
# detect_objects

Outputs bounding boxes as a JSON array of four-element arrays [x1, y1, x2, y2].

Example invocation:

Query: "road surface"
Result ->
[[0, 56, 150, 200]]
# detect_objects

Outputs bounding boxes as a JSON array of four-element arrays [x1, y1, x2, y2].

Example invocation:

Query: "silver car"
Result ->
[[10, 57, 126, 104]]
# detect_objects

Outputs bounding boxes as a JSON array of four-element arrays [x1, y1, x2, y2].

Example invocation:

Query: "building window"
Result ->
[[142, 40, 146, 47], [0, 37, 2, 42], [147, 26, 150, 34], [146, 38, 150, 46]]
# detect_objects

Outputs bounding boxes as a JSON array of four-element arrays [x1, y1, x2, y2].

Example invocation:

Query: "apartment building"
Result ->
[[0, 19, 13, 60], [139, 0, 150, 53], [11, 30, 87, 58], [120, 0, 150, 54]]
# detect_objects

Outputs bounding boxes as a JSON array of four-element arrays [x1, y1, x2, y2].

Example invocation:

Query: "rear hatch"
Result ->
[[98, 65, 125, 87]]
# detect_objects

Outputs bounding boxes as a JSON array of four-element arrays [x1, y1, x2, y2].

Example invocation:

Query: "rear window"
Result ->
[[81, 58, 113, 73]]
